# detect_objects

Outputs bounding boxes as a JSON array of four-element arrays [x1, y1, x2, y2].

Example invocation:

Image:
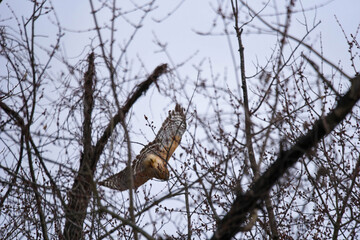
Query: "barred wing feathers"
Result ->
[[99, 104, 186, 191]]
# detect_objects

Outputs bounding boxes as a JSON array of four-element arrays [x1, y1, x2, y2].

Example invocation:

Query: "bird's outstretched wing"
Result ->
[[99, 104, 186, 191]]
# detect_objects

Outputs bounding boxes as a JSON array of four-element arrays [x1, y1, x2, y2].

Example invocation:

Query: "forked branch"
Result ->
[[63, 54, 168, 239], [211, 75, 360, 239]]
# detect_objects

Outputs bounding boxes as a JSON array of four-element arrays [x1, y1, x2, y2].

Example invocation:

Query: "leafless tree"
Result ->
[[1, 0, 359, 239]]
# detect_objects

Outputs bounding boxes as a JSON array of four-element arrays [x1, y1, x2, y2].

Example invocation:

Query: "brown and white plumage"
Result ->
[[99, 104, 186, 191]]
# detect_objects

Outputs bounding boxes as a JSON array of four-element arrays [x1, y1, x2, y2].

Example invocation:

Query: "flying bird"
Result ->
[[99, 104, 186, 191]]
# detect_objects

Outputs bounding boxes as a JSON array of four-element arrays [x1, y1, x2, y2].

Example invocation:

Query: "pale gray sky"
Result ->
[[0, 0, 359, 238]]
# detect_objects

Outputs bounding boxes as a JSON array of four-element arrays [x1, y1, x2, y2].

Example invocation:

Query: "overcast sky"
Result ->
[[1, 0, 359, 177], [1, 0, 359, 93], [1, 0, 359, 84], [1, 0, 359, 237], [1, 0, 359, 164]]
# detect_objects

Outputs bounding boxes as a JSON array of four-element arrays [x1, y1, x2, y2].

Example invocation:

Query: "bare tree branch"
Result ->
[[212, 75, 360, 240], [63, 52, 96, 240], [63, 62, 168, 239], [92, 63, 167, 167]]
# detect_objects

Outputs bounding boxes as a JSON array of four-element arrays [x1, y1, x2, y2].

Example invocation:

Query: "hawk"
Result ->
[[99, 104, 186, 191]]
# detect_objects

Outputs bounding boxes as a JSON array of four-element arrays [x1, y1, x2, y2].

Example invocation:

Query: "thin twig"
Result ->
[[212, 75, 360, 239]]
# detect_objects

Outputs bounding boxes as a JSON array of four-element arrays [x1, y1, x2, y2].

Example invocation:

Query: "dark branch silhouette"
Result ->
[[212, 75, 360, 240], [63, 58, 168, 239]]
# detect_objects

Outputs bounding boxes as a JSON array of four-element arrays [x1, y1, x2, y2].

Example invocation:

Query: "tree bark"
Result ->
[[63, 61, 168, 239], [211, 75, 360, 240]]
